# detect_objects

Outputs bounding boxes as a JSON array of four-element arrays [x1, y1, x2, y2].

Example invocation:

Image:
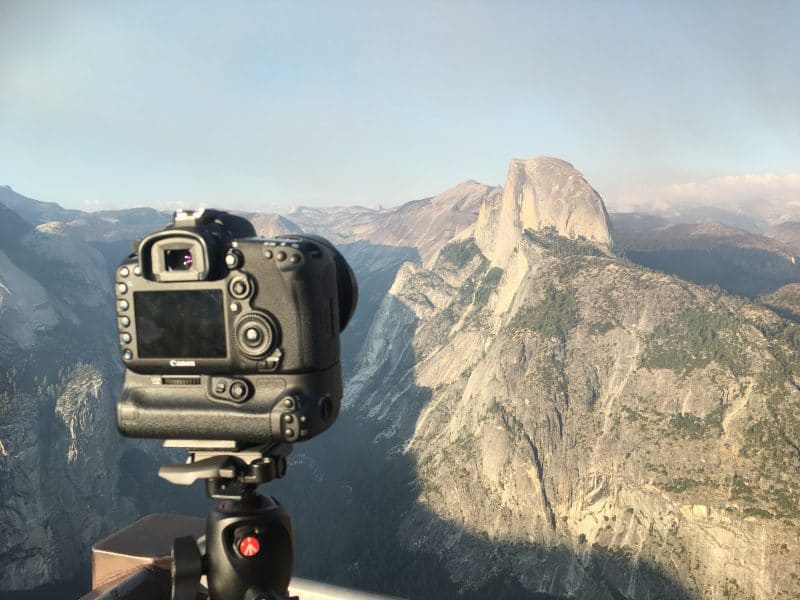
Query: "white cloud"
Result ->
[[612, 172, 800, 221], [665, 173, 800, 204]]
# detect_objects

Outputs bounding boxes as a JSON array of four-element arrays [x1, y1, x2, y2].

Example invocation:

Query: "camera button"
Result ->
[[229, 302, 240, 313], [117, 283, 128, 294], [118, 300, 129, 311], [225, 250, 242, 269], [229, 276, 252, 299], [264, 249, 273, 259], [133, 266, 142, 276], [214, 380, 227, 394], [118, 316, 130, 328], [283, 414, 295, 424], [121, 333, 132, 344], [289, 254, 301, 264], [276, 251, 287, 261], [237, 535, 260, 558], [122, 350, 132, 361], [119, 267, 130, 278], [230, 381, 248, 401]]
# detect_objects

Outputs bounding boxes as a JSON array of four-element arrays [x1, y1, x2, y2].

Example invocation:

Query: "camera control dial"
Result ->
[[234, 312, 276, 359]]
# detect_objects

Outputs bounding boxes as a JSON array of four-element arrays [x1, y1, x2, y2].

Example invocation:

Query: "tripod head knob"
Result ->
[[171, 536, 203, 600]]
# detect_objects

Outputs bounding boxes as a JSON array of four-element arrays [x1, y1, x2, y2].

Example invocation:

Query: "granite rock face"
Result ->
[[0, 205, 141, 589], [473, 157, 611, 267], [341, 160, 800, 599]]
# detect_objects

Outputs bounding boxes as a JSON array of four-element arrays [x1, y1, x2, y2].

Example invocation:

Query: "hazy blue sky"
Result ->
[[0, 1, 798, 212]]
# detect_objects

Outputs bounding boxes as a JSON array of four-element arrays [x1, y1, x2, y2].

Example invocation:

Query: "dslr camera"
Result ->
[[115, 208, 357, 445]]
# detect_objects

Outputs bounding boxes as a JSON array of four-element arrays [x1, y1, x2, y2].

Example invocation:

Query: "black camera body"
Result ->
[[115, 209, 357, 444]]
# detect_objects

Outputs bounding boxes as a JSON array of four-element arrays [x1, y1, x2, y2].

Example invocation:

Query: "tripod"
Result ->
[[159, 441, 297, 600]]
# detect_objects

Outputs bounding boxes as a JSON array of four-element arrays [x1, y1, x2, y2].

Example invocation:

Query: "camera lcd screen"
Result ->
[[134, 290, 227, 358]]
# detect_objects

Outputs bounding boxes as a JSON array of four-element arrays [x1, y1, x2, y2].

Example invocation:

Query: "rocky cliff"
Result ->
[[0, 199, 201, 592], [0, 203, 140, 589], [472, 157, 611, 268], [339, 159, 800, 599]]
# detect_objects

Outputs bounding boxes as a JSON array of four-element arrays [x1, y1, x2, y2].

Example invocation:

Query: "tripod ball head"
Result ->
[[206, 495, 293, 600]]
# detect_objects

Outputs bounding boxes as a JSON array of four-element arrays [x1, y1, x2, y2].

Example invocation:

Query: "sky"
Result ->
[[0, 1, 798, 213]]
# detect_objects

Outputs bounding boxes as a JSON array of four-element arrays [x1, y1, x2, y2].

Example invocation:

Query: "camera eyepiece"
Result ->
[[165, 248, 194, 271]]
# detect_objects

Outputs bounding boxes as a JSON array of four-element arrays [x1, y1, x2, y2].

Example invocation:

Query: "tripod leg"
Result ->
[[171, 535, 203, 600]]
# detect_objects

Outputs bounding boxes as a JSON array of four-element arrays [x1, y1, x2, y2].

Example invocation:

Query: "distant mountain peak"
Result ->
[[247, 212, 304, 237], [474, 156, 611, 266], [446, 178, 489, 190]]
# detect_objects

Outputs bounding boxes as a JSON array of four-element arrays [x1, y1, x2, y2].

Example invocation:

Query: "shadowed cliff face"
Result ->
[[0, 209, 140, 589], [622, 247, 800, 297], [341, 232, 800, 600], [767, 222, 800, 255], [612, 220, 800, 297], [761, 283, 800, 323]]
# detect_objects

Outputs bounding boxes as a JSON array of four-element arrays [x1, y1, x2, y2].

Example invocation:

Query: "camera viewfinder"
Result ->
[[165, 248, 194, 271]]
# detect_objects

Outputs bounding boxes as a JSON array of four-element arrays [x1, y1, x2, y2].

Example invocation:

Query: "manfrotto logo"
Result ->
[[169, 360, 196, 367]]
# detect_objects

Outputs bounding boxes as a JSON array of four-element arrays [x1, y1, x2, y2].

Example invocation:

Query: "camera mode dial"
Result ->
[[234, 312, 276, 359]]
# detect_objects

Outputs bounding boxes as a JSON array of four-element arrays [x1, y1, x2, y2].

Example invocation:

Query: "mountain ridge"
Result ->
[[1, 158, 799, 599]]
